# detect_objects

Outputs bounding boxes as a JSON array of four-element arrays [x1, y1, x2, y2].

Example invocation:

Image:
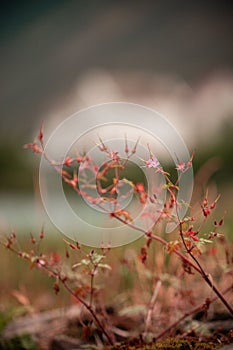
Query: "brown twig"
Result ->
[[111, 213, 233, 315], [155, 284, 233, 341], [1, 242, 114, 346], [143, 279, 162, 337]]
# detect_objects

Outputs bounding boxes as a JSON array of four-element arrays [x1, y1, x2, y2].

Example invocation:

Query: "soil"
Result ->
[[1, 305, 233, 350]]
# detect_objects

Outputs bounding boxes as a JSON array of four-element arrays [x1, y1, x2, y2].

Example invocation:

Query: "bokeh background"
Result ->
[[0, 0, 233, 317], [0, 0, 233, 310]]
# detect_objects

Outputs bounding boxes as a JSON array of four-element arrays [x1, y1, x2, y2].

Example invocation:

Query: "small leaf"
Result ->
[[98, 263, 111, 270], [91, 253, 105, 264], [80, 259, 91, 266], [167, 240, 182, 254], [199, 238, 213, 244], [122, 178, 135, 188]]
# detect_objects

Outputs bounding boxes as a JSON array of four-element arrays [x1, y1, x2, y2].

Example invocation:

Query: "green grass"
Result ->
[[0, 333, 38, 350]]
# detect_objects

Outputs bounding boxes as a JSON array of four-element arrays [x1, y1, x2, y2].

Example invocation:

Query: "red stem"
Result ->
[[3, 244, 114, 346], [112, 213, 233, 315], [155, 284, 233, 341]]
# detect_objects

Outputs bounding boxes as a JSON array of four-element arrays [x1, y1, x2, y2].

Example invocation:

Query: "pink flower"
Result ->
[[109, 152, 120, 161], [175, 161, 186, 172], [145, 157, 160, 168]]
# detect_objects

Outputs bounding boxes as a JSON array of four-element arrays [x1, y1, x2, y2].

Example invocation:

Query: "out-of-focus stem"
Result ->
[[155, 284, 233, 340], [112, 214, 233, 315]]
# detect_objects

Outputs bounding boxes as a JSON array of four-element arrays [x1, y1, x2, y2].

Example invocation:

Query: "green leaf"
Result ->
[[199, 238, 213, 244], [91, 253, 105, 265], [98, 263, 111, 270], [122, 178, 135, 188]]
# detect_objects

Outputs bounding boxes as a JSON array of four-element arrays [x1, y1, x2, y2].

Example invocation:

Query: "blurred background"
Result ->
[[0, 0, 233, 240], [0, 0, 233, 316]]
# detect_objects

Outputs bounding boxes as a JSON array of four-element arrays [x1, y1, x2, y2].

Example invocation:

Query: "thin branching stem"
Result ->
[[1, 242, 114, 346], [155, 284, 233, 341], [143, 279, 162, 337], [111, 213, 233, 315], [176, 204, 233, 315]]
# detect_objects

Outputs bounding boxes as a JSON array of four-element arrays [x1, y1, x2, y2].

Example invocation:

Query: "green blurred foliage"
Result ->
[[0, 144, 34, 191], [0, 333, 38, 350], [193, 118, 233, 184]]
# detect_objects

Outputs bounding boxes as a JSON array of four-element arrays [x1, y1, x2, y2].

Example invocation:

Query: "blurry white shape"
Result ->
[[77, 70, 122, 104], [39, 69, 233, 152]]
